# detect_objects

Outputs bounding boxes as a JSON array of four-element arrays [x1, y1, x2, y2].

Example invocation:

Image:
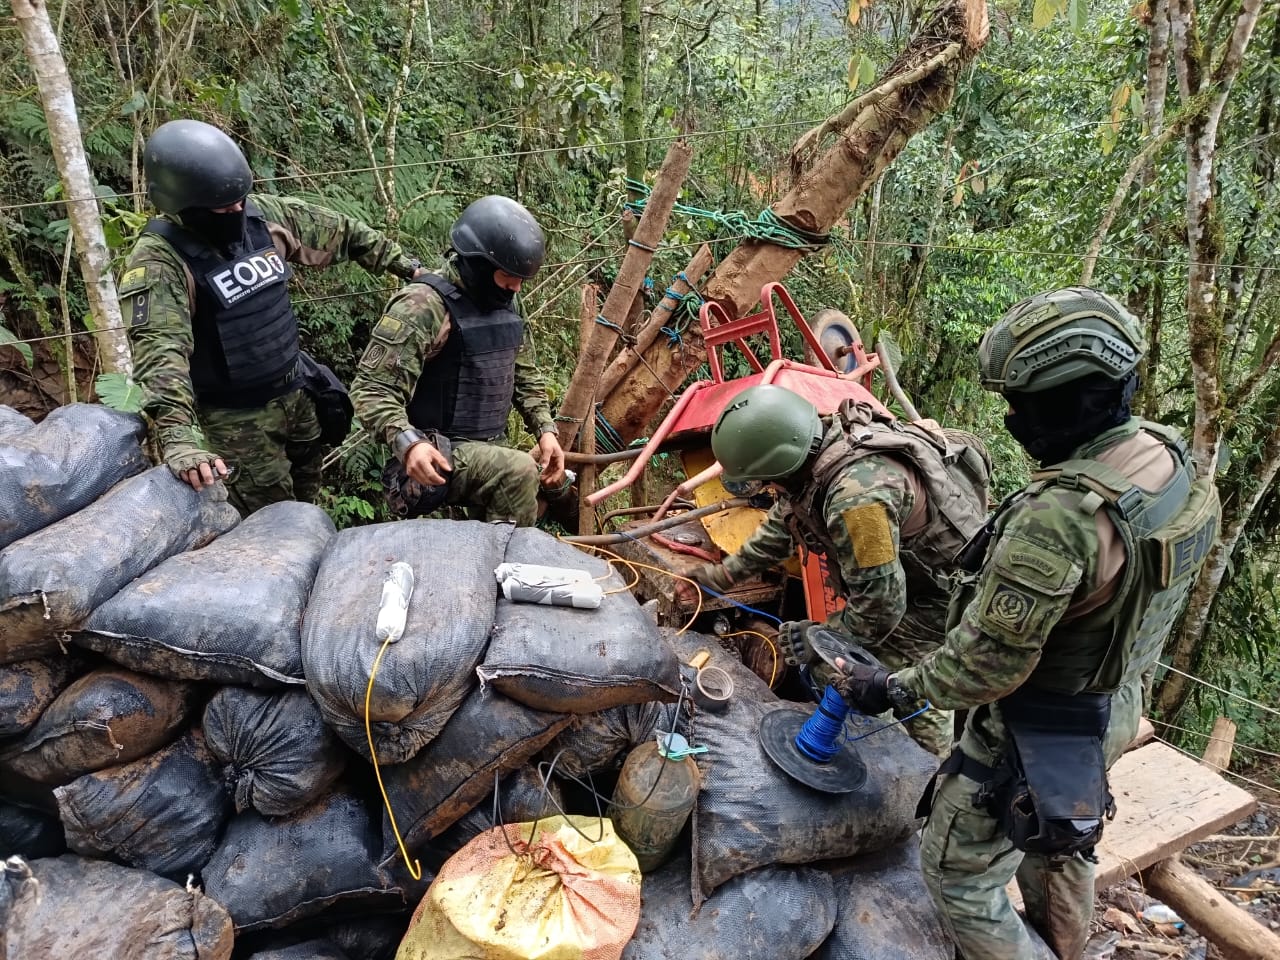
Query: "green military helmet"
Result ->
[[711, 385, 823, 483], [978, 286, 1145, 394]]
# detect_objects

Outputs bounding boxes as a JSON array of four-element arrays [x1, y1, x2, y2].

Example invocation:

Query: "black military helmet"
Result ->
[[143, 119, 253, 215], [450, 195, 546, 279]]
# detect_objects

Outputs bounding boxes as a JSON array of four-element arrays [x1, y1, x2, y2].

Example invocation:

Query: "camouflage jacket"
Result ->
[[896, 419, 1181, 711], [118, 193, 420, 453], [348, 257, 553, 447], [724, 422, 932, 648]]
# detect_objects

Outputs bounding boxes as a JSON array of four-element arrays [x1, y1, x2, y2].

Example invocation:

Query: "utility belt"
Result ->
[[922, 686, 1115, 867]]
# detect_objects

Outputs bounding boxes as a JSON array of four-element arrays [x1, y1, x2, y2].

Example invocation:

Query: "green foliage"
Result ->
[[0, 324, 33, 367], [94, 372, 143, 412]]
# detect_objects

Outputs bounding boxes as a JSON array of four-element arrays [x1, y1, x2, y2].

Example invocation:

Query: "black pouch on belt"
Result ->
[[997, 685, 1115, 866], [381, 431, 452, 518], [297, 350, 355, 446]]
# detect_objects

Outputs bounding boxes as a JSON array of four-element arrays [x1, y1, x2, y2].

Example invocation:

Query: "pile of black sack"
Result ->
[[0, 402, 955, 960]]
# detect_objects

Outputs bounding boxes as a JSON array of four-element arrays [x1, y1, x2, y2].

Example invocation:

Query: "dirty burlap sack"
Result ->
[[424, 764, 566, 872], [203, 686, 346, 817], [623, 855, 837, 960], [0, 402, 147, 552], [0, 405, 33, 443], [246, 942, 352, 960], [81, 502, 335, 687], [395, 816, 641, 960], [663, 630, 936, 906], [541, 700, 666, 778], [812, 838, 950, 960], [1, 467, 239, 663], [203, 786, 411, 933], [0, 653, 84, 738], [302, 520, 513, 762], [55, 729, 231, 880], [378, 687, 570, 865], [478, 528, 681, 712], [0, 667, 199, 786], [0, 854, 234, 960]]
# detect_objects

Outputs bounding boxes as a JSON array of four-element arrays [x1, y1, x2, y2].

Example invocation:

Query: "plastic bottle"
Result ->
[[608, 733, 701, 871]]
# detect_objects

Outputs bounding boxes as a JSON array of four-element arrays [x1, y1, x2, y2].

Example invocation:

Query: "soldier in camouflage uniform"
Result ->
[[694, 385, 992, 757], [834, 287, 1220, 959], [120, 119, 423, 515], [349, 195, 564, 527]]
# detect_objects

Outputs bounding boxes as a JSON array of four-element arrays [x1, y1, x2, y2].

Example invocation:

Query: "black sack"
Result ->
[[0, 801, 66, 859], [378, 687, 570, 863], [0, 405, 33, 443], [202, 787, 411, 933], [0, 854, 234, 960], [80, 502, 333, 687], [478, 528, 680, 713], [247, 943, 351, 960], [623, 856, 838, 960], [203, 687, 346, 816], [542, 700, 666, 778], [0, 402, 147, 552], [0, 653, 84, 739], [812, 839, 951, 960], [54, 728, 231, 880], [0, 667, 199, 786], [1, 467, 239, 663], [301, 520, 513, 762], [664, 630, 937, 907], [425, 764, 566, 871], [298, 351, 354, 446]]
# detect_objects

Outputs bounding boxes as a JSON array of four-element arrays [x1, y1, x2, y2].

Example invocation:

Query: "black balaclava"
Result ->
[[181, 205, 247, 253], [454, 252, 515, 310], [1005, 371, 1139, 466]]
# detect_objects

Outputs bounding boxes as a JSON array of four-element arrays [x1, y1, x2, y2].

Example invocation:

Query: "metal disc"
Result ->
[[759, 707, 867, 794], [811, 309, 863, 375]]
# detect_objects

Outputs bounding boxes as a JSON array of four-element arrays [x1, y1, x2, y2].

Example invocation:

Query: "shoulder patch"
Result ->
[[117, 260, 165, 296], [984, 583, 1037, 633], [370, 315, 410, 345], [842, 502, 896, 568]]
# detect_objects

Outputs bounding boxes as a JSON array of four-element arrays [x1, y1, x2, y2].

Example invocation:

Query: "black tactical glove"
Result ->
[[777, 619, 819, 667], [833, 659, 893, 715]]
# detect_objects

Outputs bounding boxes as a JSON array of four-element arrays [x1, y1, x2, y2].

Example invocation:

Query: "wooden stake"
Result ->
[[1142, 857, 1280, 960], [576, 284, 601, 536], [1201, 716, 1237, 772], [556, 139, 693, 451]]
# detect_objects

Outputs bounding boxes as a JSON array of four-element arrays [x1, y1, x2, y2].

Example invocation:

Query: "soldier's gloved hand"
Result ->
[[777, 619, 820, 667], [832, 655, 893, 715], [164, 443, 230, 492], [688, 562, 736, 594]]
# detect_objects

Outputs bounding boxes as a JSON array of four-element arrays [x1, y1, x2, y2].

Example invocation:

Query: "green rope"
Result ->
[[623, 179, 829, 252]]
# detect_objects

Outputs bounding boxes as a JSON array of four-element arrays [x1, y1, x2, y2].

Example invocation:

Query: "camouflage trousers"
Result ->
[[200, 388, 322, 516], [918, 677, 1144, 960], [446, 439, 540, 527]]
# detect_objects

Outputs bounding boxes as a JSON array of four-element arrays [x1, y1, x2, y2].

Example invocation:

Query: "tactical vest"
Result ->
[[144, 202, 299, 408], [406, 274, 524, 441], [784, 401, 991, 603], [969, 421, 1220, 696]]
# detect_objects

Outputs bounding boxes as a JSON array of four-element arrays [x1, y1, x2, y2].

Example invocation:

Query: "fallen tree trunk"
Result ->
[[595, 0, 989, 441], [1142, 857, 1280, 960]]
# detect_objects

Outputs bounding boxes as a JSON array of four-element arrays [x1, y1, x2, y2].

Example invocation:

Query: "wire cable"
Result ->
[[1158, 662, 1280, 721], [365, 634, 422, 880]]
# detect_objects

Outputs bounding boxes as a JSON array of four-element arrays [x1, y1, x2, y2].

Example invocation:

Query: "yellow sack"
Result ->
[[396, 815, 642, 960]]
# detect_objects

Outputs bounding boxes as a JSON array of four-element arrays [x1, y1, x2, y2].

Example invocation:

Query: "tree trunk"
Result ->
[[12, 0, 132, 376], [556, 139, 692, 450], [596, 0, 989, 441], [620, 0, 644, 188]]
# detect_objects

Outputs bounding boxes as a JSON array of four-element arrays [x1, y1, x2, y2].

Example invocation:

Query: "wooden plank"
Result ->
[[1009, 740, 1257, 909], [1128, 717, 1155, 751]]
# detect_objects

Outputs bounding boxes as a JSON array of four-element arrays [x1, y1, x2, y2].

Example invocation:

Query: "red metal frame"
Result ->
[[584, 282, 887, 507]]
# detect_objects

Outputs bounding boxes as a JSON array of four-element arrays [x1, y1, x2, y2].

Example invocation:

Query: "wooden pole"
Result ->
[[1143, 858, 1280, 960], [597, 244, 714, 399], [1200, 716, 1237, 773], [594, 0, 989, 442], [576, 284, 601, 536], [556, 139, 693, 451]]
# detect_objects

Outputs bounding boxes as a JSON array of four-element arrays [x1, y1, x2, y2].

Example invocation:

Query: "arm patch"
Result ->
[[118, 261, 166, 329], [842, 502, 897, 568], [974, 535, 1083, 643]]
